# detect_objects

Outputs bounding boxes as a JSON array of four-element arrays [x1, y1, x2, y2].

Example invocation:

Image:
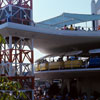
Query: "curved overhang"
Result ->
[[1, 22, 100, 54]]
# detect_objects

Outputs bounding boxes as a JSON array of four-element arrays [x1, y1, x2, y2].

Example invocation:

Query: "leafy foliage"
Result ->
[[0, 76, 27, 100], [0, 34, 6, 44]]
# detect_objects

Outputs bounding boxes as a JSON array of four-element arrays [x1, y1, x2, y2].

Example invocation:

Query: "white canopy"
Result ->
[[37, 13, 100, 28]]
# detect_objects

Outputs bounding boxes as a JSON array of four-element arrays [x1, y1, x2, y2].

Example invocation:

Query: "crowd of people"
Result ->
[[60, 25, 92, 31], [34, 82, 100, 100]]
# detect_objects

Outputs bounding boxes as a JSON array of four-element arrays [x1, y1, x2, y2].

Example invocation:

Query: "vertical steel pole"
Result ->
[[32, 90, 34, 100], [19, 39, 22, 75], [30, 0, 34, 26], [4, 43, 6, 62], [8, 35, 13, 76], [86, 22, 87, 31], [15, 42, 17, 75], [31, 39, 34, 100], [31, 39, 34, 76]]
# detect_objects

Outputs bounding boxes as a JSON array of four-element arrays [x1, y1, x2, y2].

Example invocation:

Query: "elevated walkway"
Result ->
[[1, 22, 100, 54], [35, 68, 100, 80]]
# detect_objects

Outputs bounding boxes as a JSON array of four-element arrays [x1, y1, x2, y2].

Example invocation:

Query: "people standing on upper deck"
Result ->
[[77, 26, 81, 31], [88, 28, 91, 31], [63, 25, 68, 30], [81, 27, 85, 31], [75, 27, 78, 31], [69, 25, 74, 30]]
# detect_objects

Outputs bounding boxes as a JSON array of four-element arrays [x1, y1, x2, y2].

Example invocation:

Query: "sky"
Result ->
[[33, 0, 95, 61], [33, 0, 93, 22]]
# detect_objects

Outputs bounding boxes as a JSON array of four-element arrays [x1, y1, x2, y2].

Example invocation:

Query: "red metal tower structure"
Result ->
[[0, 0, 34, 100], [0, 0, 33, 25]]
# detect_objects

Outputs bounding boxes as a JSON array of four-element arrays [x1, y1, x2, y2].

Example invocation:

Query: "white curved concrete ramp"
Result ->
[[1, 22, 100, 54]]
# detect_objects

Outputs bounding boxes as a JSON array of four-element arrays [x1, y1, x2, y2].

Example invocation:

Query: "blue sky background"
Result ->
[[33, 0, 95, 61], [33, 0, 93, 22]]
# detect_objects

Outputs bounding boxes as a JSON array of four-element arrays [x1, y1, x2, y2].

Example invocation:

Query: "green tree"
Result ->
[[0, 76, 27, 100]]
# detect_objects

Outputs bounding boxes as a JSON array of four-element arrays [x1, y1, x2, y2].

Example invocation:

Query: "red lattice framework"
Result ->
[[0, 36, 34, 99], [0, 0, 32, 9], [0, 49, 33, 64], [0, 36, 34, 76]]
